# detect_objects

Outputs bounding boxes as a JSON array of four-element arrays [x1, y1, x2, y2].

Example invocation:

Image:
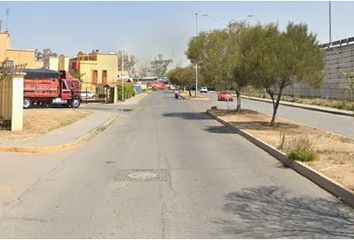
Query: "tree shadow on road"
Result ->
[[162, 112, 211, 120], [213, 186, 354, 238], [203, 125, 236, 134]]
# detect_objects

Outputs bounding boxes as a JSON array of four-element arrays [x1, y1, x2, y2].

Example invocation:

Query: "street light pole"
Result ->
[[121, 49, 124, 102], [195, 12, 199, 98], [329, 1, 332, 47]]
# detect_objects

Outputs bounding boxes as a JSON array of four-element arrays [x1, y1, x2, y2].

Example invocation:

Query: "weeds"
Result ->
[[285, 135, 318, 162]]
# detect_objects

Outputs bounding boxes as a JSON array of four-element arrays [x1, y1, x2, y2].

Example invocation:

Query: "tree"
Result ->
[[239, 23, 324, 126], [186, 23, 249, 109], [138, 65, 150, 78], [341, 71, 354, 113], [167, 66, 195, 96], [118, 51, 137, 76], [150, 54, 173, 77], [35, 48, 58, 69]]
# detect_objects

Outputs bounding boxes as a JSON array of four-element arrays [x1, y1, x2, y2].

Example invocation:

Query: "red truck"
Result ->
[[23, 69, 81, 109]]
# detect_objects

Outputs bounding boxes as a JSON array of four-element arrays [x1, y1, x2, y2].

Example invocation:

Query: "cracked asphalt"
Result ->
[[0, 91, 353, 238]]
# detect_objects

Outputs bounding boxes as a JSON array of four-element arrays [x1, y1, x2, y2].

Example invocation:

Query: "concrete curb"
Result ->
[[206, 110, 354, 208], [0, 116, 117, 154], [241, 95, 354, 117]]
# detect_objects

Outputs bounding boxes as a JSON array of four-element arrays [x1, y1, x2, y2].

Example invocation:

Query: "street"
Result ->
[[0, 91, 353, 238], [202, 92, 354, 139]]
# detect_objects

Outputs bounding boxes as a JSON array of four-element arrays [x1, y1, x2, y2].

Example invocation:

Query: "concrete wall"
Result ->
[[49, 56, 59, 71], [59, 55, 69, 72], [282, 44, 354, 99], [0, 72, 24, 131]]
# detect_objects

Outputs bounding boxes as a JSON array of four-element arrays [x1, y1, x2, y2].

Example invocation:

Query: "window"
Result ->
[[92, 70, 98, 84], [102, 70, 107, 85]]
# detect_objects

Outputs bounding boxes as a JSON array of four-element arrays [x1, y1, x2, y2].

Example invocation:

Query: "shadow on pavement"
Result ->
[[162, 112, 210, 120], [213, 186, 354, 238], [203, 125, 236, 134], [229, 121, 300, 131]]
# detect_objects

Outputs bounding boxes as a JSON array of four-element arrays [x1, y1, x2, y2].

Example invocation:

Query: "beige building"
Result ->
[[71, 52, 118, 93], [48, 55, 69, 72], [0, 32, 42, 68]]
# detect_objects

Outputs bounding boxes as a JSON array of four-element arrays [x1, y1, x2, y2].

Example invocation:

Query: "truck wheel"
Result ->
[[72, 99, 81, 108], [23, 98, 32, 109]]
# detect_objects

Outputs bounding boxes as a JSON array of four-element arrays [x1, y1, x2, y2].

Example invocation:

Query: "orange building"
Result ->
[[0, 32, 42, 68]]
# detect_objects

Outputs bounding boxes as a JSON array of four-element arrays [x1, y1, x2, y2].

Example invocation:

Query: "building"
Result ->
[[0, 32, 42, 68], [70, 51, 118, 94], [48, 55, 69, 72]]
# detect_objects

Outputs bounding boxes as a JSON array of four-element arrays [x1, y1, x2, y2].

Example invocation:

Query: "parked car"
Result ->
[[200, 87, 208, 93], [81, 91, 96, 99], [218, 91, 234, 101]]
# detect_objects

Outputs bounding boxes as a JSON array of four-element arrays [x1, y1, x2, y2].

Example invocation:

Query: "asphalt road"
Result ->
[[0, 91, 353, 238], [201, 92, 354, 139]]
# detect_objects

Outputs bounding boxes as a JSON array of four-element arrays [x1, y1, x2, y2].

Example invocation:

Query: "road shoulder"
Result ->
[[206, 109, 354, 208]]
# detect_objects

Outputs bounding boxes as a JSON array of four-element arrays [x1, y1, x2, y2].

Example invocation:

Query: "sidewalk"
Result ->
[[0, 110, 118, 153], [0, 92, 148, 153], [117, 92, 149, 106], [241, 95, 354, 117]]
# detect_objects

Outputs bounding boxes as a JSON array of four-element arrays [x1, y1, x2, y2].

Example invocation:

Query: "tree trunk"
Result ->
[[270, 82, 285, 126], [188, 88, 192, 97], [270, 100, 279, 126], [236, 89, 241, 111]]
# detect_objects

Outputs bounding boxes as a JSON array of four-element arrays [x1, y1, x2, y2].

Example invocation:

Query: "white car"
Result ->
[[81, 91, 96, 99], [200, 87, 208, 93]]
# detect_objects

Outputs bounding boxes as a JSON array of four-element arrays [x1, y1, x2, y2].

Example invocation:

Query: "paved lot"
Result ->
[[0, 91, 353, 238]]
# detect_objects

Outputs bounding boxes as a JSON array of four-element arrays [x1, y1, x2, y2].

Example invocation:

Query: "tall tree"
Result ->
[[150, 54, 173, 77], [118, 51, 137, 76], [240, 23, 324, 126], [167, 66, 195, 96], [139, 65, 150, 78], [35, 48, 58, 69]]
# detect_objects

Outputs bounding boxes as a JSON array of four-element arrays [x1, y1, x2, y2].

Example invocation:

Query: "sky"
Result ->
[[1, 1, 354, 70]]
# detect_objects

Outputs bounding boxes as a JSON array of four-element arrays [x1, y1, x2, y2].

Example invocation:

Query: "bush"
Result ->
[[285, 135, 318, 162], [117, 82, 136, 101], [288, 148, 317, 162]]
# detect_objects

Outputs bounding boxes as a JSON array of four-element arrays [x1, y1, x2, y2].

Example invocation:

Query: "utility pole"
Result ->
[[6, 8, 9, 32], [195, 12, 198, 98], [329, 1, 332, 48], [121, 49, 125, 102]]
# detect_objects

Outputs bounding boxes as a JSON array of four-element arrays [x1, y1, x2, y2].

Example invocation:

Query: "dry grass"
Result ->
[[0, 109, 91, 141], [210, 108, 354, 191]]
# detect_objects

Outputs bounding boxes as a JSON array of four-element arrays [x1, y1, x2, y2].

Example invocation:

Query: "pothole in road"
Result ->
[[116, 169, 170, 182]]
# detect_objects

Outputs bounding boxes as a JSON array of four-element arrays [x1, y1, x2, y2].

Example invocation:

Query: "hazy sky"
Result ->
[[1, 1, 354, 70]]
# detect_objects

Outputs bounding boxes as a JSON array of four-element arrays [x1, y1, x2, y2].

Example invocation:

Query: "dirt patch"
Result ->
[[0, 109, 91, 141], [210, 109, 354, 191]]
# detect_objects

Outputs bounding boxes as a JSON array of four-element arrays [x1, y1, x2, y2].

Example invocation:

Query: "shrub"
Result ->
[[117, 82, 136, 101], [288, 148, 317, 162], [285, 135, 318, 162]]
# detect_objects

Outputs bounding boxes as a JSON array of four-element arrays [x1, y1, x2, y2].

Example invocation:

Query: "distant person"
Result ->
[[174, 90, 179, 99]]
